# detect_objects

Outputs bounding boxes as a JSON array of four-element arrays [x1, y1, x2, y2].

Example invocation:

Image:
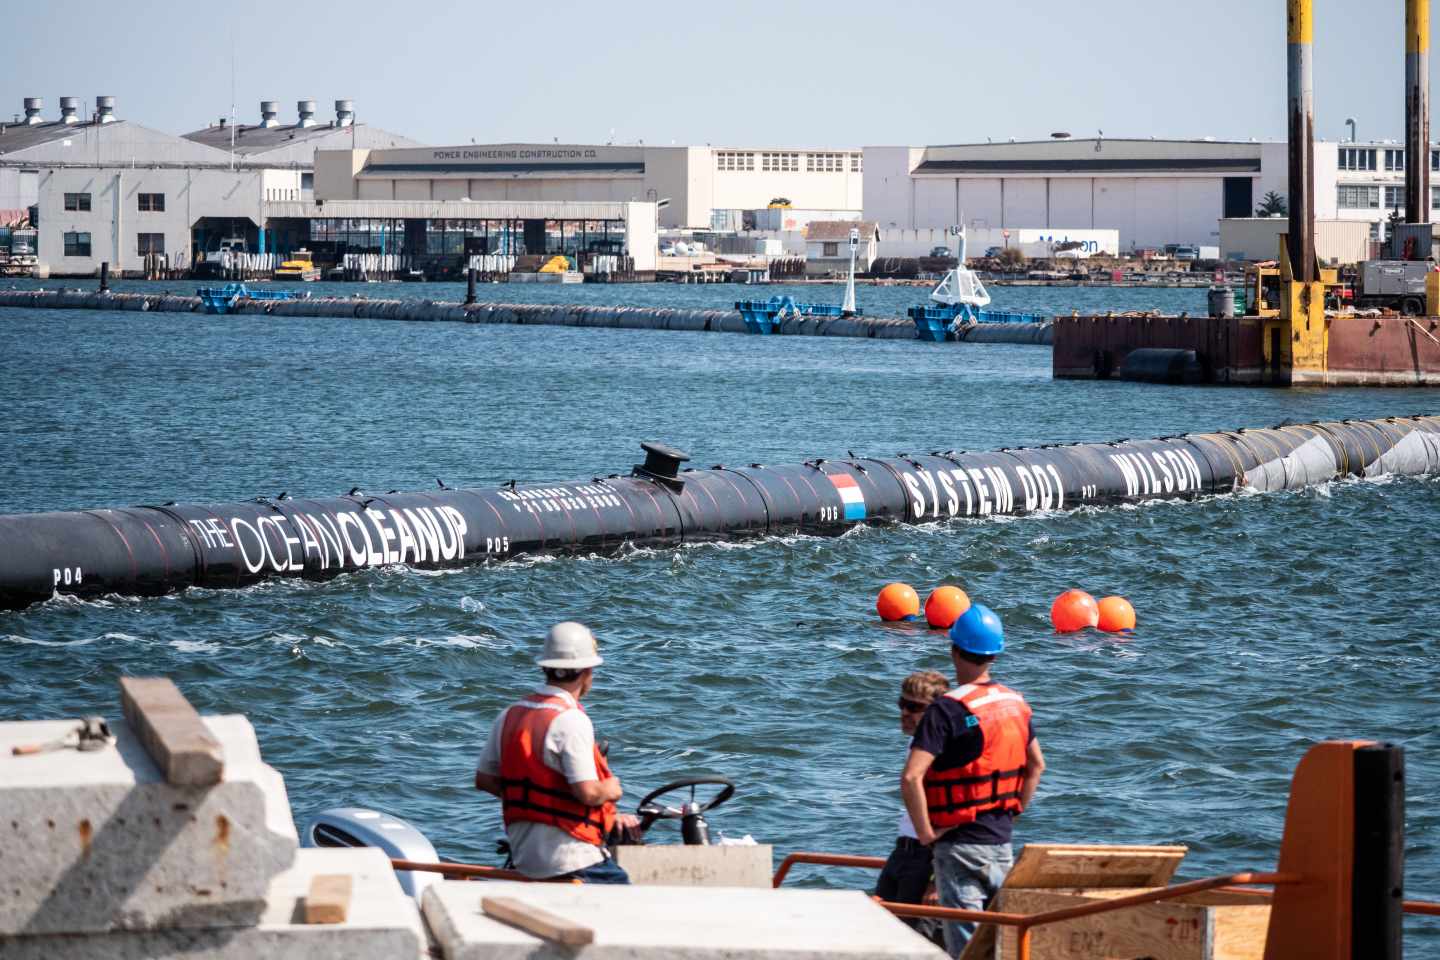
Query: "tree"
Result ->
[[995, 247, 1027, 270], [1255, 191, 1287, 217]]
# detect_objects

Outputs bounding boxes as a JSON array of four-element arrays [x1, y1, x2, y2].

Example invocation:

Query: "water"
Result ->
[[2, 282, 1438, 945]]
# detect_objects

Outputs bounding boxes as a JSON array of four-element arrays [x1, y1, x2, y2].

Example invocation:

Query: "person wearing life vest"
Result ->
[[900, 604, 1045, 957], [473, 622, 633, 883]]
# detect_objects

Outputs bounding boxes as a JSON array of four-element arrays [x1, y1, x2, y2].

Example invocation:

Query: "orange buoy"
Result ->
[[1096, 595, 1136, 632], [924, 586, 971, 629], [1050, 589, 1099, 633], [877, 582, 921, 622]]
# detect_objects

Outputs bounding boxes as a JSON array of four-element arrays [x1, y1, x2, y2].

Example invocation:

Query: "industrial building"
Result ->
[[863, 137, 1313, 252], [312, 143, 863, 230]]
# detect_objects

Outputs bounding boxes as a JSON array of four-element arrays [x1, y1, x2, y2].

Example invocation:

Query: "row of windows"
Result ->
[[60, 232, 166, 257], [716, 151, 862, 173], [1339, 147, 1440, 172], [716, 151, 754, 171], [63, 192, 166, 212], [1336, 184, 1440, 208]]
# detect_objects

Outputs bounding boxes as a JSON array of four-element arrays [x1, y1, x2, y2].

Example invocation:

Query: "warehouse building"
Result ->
[[313, 142, 863, 230], [863, 137, 1336, 252]]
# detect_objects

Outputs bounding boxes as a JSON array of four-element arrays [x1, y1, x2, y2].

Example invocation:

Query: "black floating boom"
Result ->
[[2, 415, 1438, 611]]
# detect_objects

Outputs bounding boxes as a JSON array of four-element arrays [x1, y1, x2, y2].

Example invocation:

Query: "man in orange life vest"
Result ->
[[474, 622, 633, 883], [901, 603, 1045, 956]]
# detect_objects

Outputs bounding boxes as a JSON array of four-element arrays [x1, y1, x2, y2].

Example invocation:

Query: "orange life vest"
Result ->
[[498, 691, 617, 846], [922, 681, 1031, 831]]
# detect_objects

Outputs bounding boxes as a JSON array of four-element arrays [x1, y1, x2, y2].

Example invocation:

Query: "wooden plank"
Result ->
[[1005, 843, 1188, 889], [303, 874, 353, 925], [482, 896, 595, 947], [118, 676, 224, 786]]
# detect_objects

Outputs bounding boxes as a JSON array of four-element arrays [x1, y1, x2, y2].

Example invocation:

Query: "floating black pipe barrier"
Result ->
[[1, 416, 1438, 610]]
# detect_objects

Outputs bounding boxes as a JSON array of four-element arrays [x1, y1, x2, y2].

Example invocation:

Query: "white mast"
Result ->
[[841, 226, 859, 316]]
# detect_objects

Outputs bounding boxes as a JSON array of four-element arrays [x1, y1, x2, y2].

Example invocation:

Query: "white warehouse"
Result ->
[[863, 137, 1333, 252]]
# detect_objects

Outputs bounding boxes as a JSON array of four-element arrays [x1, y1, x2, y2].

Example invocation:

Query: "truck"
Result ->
[[1354, 259, 1432, 315]]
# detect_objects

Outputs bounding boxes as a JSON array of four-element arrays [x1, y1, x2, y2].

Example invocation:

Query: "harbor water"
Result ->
[[2, 282, 1437, 945]]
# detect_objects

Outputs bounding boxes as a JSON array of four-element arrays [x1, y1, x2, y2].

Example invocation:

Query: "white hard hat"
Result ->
[[536, 621, 603, 670]]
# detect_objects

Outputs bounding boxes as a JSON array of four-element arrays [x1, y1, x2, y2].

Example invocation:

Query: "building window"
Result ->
[[1432, 185, 1440, 208], [1385, 185, 1406, 209], [850, 153, 862, 172], [1384, 148, 1405, 171], [1432, 149, 1439, 171], [63, 192, 91, 211], [806, 152, 844, 173], [823, 242, 838, 257], [63, 231, 92, 257], [1338, 147, 1377, 171], [137, 233, 165, 256], [1337, 185, 1380, 208], [761, 151, 799, 172], [715, 151, 754, 172], [138, 193, 165, 212]]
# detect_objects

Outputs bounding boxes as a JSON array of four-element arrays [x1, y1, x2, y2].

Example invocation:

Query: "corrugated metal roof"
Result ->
[[0, 119, 115, 155], [806, 220, 878, 242], [182, 122, 398, 156], [913, 157, 1261, 174]]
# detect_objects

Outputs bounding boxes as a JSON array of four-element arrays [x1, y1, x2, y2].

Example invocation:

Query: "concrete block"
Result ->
[[0, 714, 298, 935], [0, 847, 427, 959], [613, 844, 773, 888], [423, 880, 946, 959]]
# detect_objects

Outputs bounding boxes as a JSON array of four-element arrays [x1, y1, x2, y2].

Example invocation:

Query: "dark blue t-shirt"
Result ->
[[910, 683, 1034, 845]]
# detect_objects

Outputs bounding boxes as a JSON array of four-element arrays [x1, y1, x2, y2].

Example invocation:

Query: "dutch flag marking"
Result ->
[[829, 473, 867, 521]]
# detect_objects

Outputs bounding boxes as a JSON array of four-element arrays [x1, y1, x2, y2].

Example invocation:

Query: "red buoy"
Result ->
[[1050, 589, 1099, 633], [1097, 595, 1136, 632], [877, 583, 921, 622], [924, 586, 971, 629]]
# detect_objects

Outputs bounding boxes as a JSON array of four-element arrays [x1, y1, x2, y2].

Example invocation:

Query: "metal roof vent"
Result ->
[[95, 96, 116, 123], [22, 97, 43, 125], [297, 99, 318, 128], [335, 99, 354, 127], [259, 100, 280, 128], [59, 97, 80, 124]]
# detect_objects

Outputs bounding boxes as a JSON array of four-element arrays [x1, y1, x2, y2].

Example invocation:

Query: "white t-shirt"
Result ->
[[477, 685, 606, 878], [897, 748, 918, 839]]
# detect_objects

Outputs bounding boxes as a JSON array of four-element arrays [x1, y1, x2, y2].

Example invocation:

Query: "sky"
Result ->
[[2, 0, 1426, 148]]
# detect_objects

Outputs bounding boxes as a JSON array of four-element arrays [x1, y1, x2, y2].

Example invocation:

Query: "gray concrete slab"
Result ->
[[0, 714, 297, 935], [423, 880, 947, 959], [0, 848, 426, 959], [613, 844, 774, 888]]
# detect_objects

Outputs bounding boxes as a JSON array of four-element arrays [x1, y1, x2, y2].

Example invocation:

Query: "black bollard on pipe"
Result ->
[[98, 261, 110, 293], [465, 267, 477, 306]]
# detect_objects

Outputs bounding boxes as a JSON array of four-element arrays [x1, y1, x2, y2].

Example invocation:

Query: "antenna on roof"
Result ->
[[229, 34, 236, 171]]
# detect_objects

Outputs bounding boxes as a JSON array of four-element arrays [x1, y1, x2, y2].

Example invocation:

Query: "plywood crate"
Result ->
[[994, 887, 1271, 960], [957, 845, 1270, 960]]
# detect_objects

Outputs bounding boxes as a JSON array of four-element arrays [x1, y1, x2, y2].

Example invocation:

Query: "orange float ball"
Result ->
[[1097, 595, 1137, 632], [925, 586, 971, 629], [877, 582, 921, 622], [1050, 589, 1100, 633]]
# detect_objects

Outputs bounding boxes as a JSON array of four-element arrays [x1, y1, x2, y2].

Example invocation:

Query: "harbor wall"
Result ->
[[0, 289, 1048, 343]]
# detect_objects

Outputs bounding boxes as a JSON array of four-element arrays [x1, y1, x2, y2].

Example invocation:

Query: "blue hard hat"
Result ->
[[950, 603, 1005, 655]]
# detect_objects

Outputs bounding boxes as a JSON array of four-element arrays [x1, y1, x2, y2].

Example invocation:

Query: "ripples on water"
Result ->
[[1, 283, 1438, 945]]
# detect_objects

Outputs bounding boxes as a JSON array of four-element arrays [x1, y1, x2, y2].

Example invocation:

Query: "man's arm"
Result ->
[[569, 776, 623, 807], [474, 771, 503, 796], [1018, 737, 1045, 813], [901, 748, 938, 845]]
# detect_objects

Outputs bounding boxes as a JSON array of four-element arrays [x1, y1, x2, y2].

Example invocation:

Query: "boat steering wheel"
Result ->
[[635, 777, 735, 833]]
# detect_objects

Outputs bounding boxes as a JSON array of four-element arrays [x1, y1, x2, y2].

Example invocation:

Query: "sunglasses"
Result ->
[[898, 697, 929, 714]]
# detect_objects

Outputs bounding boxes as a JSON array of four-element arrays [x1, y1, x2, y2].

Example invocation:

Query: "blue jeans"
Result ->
[[931, 840, 1013, 957], [556, 857, 631, 884]]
